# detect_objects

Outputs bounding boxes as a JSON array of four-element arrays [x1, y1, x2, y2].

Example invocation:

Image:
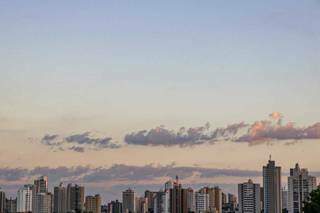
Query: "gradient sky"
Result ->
[[0, 0, 320, 201]]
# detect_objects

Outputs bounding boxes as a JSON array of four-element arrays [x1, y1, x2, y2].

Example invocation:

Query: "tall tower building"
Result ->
[[0, 190, 5, 213], [122, 189, 135, 213], [186, 188, 195, 213], [213, 186, 222, 213], [169, 177, 188, 213], [287, 163, 317, 213], [54, 183, 67, 213], [66, 184, 85, 213], [263, 157, 282, 213], [238, 179, 261, 213], [5, 197, 17, 213], [195, 191, 209, 213], [154, 191, 166, 213], [33, 193, 52, 213], [108, 200, 122, 213], [33, 176, 49, 213], [85, 194, 101, 213], [17, 184, 33, 213], [144, 191, 156, 213]]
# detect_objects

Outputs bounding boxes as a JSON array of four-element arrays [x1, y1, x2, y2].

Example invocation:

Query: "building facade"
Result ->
[[17, 185, 33, 213], [238, 179, 261, 213], [85, 194, 101, 213], [263, 158, 282, 213], [122, 189, 135, 213], [287, 163, 317, 213]]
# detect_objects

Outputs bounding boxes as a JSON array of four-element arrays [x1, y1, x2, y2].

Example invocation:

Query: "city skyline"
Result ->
[[1, 0, 320, 211]]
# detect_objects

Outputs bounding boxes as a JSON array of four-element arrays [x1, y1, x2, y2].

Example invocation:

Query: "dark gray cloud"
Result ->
[[124, 122, 247, 147], [40, 132, 120, 152]]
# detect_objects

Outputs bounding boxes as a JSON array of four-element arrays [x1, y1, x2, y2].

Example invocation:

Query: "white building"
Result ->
[[288, 163, 317, 213], [195, 191, 209, 213], [238, 179, 261, 213], [17, 184, 33, 213]]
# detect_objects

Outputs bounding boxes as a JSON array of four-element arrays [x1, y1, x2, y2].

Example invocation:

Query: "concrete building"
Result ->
[[0, 190, 5, 213], [169, 177, 188, 213], [107, 200, 122, 213], [186, 188, 195, 213], [5, 197, 17, 213], [33, 193, 52, 213], [67, 184, 85, 213], [33, 176, 49, 213], [122, 189, 135, 213], [195, 191, 209, 213], [154, 191, 166, 213], [263, 158, 281, 213], [53, 184, 66, 213], [281, 188, 288, 212], [238, 179, 261, 213], [17, 185, 33, 213], [287, 163, 317, 213], [144, 191, 156, 213], [85, 194, 101, 213]]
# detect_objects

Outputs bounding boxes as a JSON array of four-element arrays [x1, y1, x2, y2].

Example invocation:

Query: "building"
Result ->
[[135, 197, 148, 213], [5, 197, 17, 213], [122, 189, 135, 213], [17, 184, 33, 213], [144, 191, 156, 213], [263, 158, 281, 213], [287, 163, 317, 213], [85, 194, 101, 213], [195, 191, 209, 213], [33, 193, 52, 213], [53, 184, 67, 213], [238, 179, 261, 213], [107, 200, 122, 213], [0, 190, 5, 213], [67, 184, 85, 213], [169, 177, 188, 213], [213, 186, 222, 213], [32, 176, 49, 213], [281, 188, 288, 212], [154, 191, 166, 213], [186, 188, 195, 213]]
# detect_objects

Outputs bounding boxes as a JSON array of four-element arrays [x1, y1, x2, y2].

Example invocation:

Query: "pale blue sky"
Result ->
[[1, 0, 319, 127], [1, 1, 320, 200]]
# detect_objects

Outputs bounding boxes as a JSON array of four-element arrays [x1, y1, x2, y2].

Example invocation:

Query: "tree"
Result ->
[[303, 188, 320, 213]]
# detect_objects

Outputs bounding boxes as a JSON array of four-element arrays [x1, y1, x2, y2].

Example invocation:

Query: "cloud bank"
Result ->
[[41, 132, 120, 152], [125, 113, 320, 146]]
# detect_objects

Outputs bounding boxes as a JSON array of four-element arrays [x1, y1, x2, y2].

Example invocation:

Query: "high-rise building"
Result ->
[[66, 184, 85, 213], [33, 193, 52, 213], [85, 194, 101, 213], [154, 191, 166, 213], [0, 190, 5, 213], [53, 184, 66, 213], [213, 186, 222, 213], [5, 197, 17, 213], [122, 189, 135, 213], [17, 184, 33, 213], [281, 188, 288, 212], [135, 197, 148, 213], [238, 179, 261, 213], [195, 191, 209, 213], [287, 163, 317, 213], [32, 176, 49, 213], [263, 157, 281, 213], [169, 177, 188, 213], [144, 191, 156, 213], [186, 188, 195, 213], [107, 200, 122, 213]]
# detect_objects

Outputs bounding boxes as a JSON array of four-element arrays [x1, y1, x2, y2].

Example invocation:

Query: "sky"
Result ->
[[0, 0, 320, 201]]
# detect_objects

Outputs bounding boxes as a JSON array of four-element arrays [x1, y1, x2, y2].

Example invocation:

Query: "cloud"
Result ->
[[124, 122, 247, 147], [40, 132, 120, 152], [125, 113, 320, 146]]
